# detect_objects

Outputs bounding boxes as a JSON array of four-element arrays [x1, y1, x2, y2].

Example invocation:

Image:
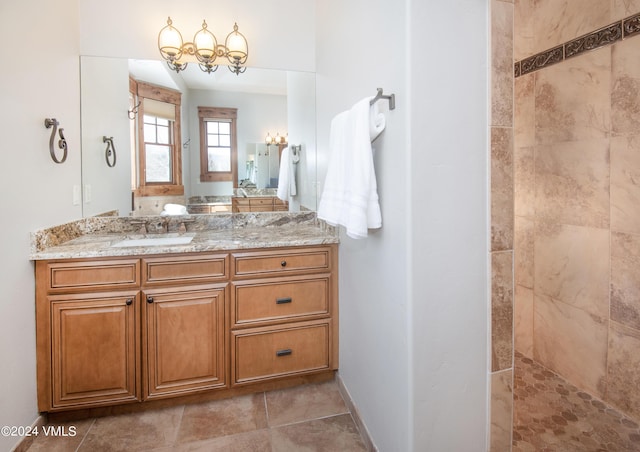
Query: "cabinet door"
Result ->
[[143, 285, 227, 399], [50, 291, 140, 409]]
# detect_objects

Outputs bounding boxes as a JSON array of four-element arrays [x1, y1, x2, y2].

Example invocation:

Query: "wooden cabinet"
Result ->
[[49, 291, 140, 409], [35, 244, 337, 413], [232, 196, 288, 212], [230, 247, 338, 386], [143, 285, 226, 399]]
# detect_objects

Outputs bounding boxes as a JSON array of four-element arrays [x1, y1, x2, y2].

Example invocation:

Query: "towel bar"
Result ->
[[370, 88, 395, 110]]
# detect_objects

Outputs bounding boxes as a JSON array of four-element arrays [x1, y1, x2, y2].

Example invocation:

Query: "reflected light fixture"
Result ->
[[265, 132, 288, 147], [158, 17, 248, 75]]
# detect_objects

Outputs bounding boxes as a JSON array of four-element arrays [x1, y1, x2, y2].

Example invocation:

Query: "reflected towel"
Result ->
[[317, 97, 383, 239], [277, 146, 298, 200], [161, 203, 187, 215]]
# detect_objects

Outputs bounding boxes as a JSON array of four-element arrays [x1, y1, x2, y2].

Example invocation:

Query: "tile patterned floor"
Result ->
[[513, 351, 640, 452], [24, 380, 368, 452]]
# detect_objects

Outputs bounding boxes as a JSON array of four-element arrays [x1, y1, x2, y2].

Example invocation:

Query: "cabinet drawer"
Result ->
[[142, 254, 228, 286], [232, 248, 332, 277], [46, 259, 139, 292], [250, 198, 272, 206], [232, 321, 330, 384], [234, 198, 251, 206], [232, 276, 329, 327]]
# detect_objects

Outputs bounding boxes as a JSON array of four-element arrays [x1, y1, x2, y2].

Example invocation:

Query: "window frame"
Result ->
[[133, 80, 184, 197], [198, 106, 238, 185]]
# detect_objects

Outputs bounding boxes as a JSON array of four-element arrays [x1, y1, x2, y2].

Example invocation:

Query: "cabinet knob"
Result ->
[[281, 260, 287, 267], [276, 297, 292, 304], [125, 299, 133, 306], [146, 296, 154, 304], [276, 348, 292, 357]]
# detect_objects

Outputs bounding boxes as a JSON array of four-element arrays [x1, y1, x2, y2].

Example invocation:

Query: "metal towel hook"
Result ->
[[103, 136, 117, 167], [44, 118, 68, 164]]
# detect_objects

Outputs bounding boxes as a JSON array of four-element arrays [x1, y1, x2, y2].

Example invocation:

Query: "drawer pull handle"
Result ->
[[125, 299, 133, 306], [281, 260, 287, 267], [146, 296, 154, 304], [276, 348, 292, 357], [276, 297, 292, 304]]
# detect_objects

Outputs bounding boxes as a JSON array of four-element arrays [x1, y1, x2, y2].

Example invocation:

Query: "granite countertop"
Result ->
[[30, 212, 338, 261]]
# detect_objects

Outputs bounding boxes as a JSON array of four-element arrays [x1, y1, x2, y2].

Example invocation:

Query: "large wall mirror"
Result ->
[[79, 56, 317, 217]]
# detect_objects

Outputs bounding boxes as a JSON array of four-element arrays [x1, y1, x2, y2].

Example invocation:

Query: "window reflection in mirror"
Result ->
[[132, 80, 184, 198]]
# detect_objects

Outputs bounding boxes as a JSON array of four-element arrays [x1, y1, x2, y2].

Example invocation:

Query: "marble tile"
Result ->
[[534, 222, 610, 318], [25, 419, 94, 452], [533, 293, 608, 397], [514, 0, 612, 59], [514, 146, 534, 219], [514, 216, 533, 289], [611, 232, 640, 330], [150, 429, 272, 452], [514, 285, 534, 358], [612, 38, 640, 135], [78, 406, 184, 451], [515, 73, 535, 149], [535, 48, 611, 145], [270, 414, 367, 452], [606, 321, 640, 421], [266, 381, 348, 427], [492, 251, 514, 372], [513, 352, 640, 452], [176, 394, 268, 444], [490, 369, 513, 452], [612, 0, 640, 18], [535, 138, 610, 229], [491, 127, 514, 252], [611, 134, 640, 234], [492, 0, 514, 127]]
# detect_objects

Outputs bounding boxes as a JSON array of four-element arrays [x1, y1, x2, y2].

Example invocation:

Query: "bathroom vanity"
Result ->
[[31, 213, 338, 414]]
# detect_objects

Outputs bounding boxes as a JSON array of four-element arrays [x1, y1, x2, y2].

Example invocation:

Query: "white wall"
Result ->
[[80, 56, 132, 216], [316, 0, 489, 450], [78, 0, 316, 72], [0, 0, 81, 450], [409, 1, 489, 451], [287, 71, 317, 211], [316, 0, 412, 449]]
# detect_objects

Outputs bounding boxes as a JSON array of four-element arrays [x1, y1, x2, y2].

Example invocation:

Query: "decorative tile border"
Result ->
[[515, 12, 640, 77]]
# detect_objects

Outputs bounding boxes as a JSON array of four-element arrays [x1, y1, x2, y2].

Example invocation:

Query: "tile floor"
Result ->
[[513, 351, 640, 451], [23, 380, 369, 452]]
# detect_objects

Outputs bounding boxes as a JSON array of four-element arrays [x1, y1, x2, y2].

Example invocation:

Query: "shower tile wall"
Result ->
[[514, 0, 640, 424], [490, 0, 515, 450]]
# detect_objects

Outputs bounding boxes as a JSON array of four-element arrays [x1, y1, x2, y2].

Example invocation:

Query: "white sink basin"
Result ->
[[112, 235, 194, 248]]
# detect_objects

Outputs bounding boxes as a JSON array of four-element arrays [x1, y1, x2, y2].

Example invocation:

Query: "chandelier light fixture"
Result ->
[[158, 17, 249, 75]]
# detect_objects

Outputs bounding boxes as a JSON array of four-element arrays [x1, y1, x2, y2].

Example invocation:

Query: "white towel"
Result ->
[[277, 146, 298, 201], [161, 203, 187, 215], [317, 97, 383, 239]]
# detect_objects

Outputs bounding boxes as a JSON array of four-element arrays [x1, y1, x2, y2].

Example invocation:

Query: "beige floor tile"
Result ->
[[26, 419, 94, 452], [150, 429, 271, 452], [266, 380, 348, 427], [78, 406, 184, 451], [176, 393, 267, 444], [271, 414, 367, 452]]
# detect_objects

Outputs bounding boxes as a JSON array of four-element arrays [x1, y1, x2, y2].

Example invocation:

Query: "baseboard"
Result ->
[[336, 372, 377, 452], [10, 415, 47, 452]]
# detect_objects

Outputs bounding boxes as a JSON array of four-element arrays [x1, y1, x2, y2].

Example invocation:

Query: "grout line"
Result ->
[[74, 418, 96, 452], [268, 411, 351, 430]]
